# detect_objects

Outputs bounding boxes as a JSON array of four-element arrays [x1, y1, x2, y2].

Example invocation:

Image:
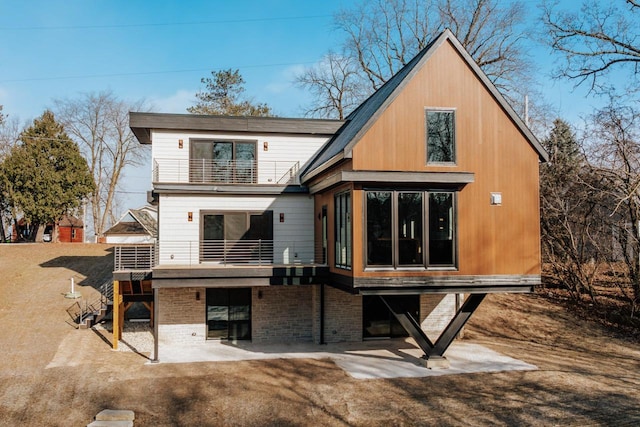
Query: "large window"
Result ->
[[335, 191, 352, 269], [190, 139, 256, 183], [365, 190, 456, 269], [201, 211, 273, 263], [426, 110, 455, 163]]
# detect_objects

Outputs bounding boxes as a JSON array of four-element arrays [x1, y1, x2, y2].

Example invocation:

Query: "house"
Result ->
[[113, 30, 547, 367], [11, 215, 84, 243], [57, 215, 84, 243], [104, 206, 157, 244]]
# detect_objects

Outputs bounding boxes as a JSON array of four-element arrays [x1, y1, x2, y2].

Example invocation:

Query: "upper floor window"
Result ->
[[190, 140, 256, 184], [426, 110, 455, 164], [335, 191, 352, 269], [366, 190, 455, 269]]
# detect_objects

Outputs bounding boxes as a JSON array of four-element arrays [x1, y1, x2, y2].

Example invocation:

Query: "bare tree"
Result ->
[[540, 118, 606, 302], [297, 0, 533, 119], [542, 0, 640, 92], [54, 90, 148, 238], [585, 100, 640, 316], [295, 52, 367, 119]]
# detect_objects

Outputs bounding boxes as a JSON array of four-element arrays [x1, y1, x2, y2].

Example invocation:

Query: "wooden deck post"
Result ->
[[112, 280, 120, 350]]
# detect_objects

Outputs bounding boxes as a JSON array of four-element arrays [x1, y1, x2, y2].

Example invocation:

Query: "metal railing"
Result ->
[[114, 244, 154, 271], [152, 158, 300, 185], [114, 240, 327, 270]]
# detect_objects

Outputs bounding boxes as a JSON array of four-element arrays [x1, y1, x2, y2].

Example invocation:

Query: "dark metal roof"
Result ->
[[130, 112, 344, 144], [300, 29, 548, 182]]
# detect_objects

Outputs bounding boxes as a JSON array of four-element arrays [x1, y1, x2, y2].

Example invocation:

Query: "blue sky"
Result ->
[[0, 0, 598, 212]]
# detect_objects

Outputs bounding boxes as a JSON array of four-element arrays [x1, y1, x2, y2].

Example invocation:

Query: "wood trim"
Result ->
[[354, 274, 540, 288], [309, 170, 474, 194]]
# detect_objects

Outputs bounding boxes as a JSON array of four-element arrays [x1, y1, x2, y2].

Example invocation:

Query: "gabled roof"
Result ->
[[301, 29, 548, 182], [58, 215, 83, 228], [104, 206, 157, 238]]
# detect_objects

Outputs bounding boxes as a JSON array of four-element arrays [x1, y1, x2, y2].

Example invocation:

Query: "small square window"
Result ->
[[426, 110, 455, 163]]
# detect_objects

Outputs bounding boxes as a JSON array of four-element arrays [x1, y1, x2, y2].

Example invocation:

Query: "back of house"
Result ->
[[113, 30, 546, 365]]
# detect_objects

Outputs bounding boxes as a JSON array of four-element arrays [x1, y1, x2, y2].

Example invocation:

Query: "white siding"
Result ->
[[105, 235, 154, 244], [158, 193, 315, 265], [151, 130, 328, 184]]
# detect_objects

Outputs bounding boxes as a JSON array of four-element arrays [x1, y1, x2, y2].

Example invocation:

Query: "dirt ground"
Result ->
[[1, 243, 639, 426]]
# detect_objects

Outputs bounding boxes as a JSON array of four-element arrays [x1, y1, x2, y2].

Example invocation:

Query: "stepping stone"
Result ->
[[87, 421, 133, 427], [95, 409, 135, 421]]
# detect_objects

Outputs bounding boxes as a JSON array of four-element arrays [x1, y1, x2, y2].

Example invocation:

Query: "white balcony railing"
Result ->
[[153, 158, 300, 185], [114, 240, 327, 270], [157, 239, 326, 267]]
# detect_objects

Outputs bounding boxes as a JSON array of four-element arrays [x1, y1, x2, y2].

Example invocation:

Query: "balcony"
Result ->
[[113, 240, 327, 271], [153, 159, 300, 185], [114, 244, 154, 271]]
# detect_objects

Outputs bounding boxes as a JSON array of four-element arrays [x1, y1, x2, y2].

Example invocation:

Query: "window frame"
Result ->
[[425, 108, 457, 165], [363, 189, 457, 270], [189, 138, 258, 184], [334, 191, 352, 270]]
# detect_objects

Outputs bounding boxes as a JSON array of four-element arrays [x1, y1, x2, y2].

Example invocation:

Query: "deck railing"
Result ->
[[152, 158, 300, 185], [114, 244, 155, 271], [113, 240, 327, 270], [158, 239, 326, 266]]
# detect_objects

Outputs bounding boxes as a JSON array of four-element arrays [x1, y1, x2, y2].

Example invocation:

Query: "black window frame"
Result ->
[[425, 109, 456, 164], [189, 138, 257, 184], [364, 189, 457, 270], [334, 191, 352, 270], [200, 210, 273, 263]]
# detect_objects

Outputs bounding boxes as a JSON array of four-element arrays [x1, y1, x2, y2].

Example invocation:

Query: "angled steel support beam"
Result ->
[[431, 293, 486, 356], [379, 296, 435, 356]]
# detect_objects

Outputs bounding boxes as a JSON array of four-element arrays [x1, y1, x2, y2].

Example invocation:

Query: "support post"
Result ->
[[112, 280, 120, 350], [431, 293, 486, 356], [152, 287, 159, 362]]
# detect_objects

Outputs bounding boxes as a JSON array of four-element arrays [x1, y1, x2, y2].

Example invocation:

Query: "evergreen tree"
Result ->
[[187, 69, 273, 116], [540, 118, 606, 302], [0, 111, 94, 241]]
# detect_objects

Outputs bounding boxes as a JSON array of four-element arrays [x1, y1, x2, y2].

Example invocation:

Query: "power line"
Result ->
[[0, 60, 317, 83], [0, 15, 333, 31]]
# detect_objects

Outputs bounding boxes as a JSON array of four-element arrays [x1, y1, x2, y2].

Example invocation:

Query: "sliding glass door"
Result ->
[[206, 288, 251, 340]]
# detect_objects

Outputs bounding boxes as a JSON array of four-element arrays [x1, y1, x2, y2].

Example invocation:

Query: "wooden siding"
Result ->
[[339, 39, 541, 278], [58, 226, 83, 243], [158, 193, 315, 265]]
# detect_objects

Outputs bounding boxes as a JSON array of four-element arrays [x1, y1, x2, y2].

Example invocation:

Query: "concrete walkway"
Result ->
[[154, 338, 537, 379]]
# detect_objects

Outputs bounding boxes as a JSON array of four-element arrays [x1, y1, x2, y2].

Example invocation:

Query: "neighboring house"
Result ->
[[104, 206, 157, 244], [57, 215, 84, 243], [11, 215, 83, 243], [113, 30, 547, 366]]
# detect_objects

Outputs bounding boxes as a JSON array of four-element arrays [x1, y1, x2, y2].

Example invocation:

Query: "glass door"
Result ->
[[206, 288, 251, 340], [363, 295, 419, 339]]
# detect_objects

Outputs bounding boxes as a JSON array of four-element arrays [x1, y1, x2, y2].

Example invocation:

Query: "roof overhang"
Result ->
[[308, 170, 475, 194], [130, 112, 344, 144]]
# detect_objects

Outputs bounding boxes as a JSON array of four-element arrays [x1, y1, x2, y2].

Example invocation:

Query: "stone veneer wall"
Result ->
[[322, 286, 362, 343], [157, 284, 367, 346], [157, 287, 206, 346], [419, 293, 460, 341], [251, 286, 313, 343]]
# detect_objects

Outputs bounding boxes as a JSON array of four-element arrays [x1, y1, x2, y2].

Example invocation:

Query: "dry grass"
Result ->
[[1, 243, 639, 426]]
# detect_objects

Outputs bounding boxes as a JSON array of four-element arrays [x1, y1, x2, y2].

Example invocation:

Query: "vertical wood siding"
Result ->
[[324, 40, 540, 278]]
